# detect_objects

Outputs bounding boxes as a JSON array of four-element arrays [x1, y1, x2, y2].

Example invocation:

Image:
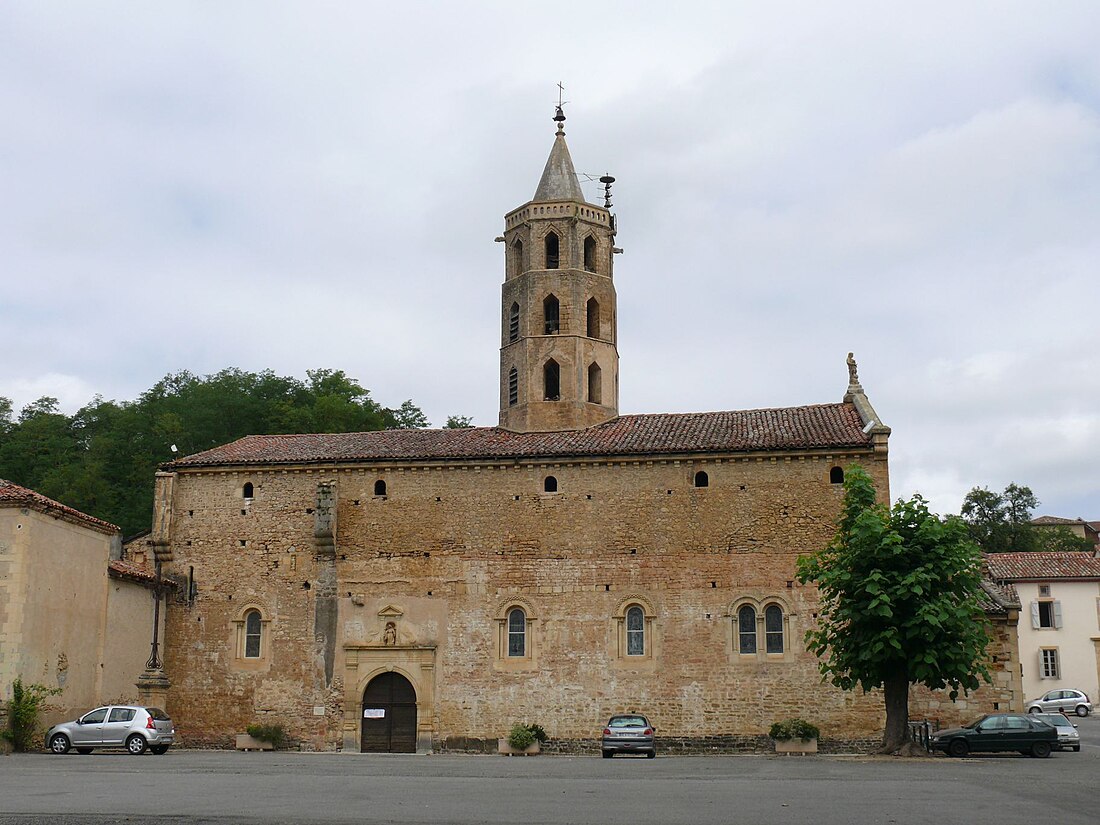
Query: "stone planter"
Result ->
[[774, 738, 818, 755], [235, 734, 274, 751], [497, 738, 540, 756]]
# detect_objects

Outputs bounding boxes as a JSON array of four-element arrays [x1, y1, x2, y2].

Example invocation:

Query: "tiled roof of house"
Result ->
[[163, 405, 874, 469], [0, 478, 118, 534], [1031, 515, 1086, 526], [108, 558, 158, 585], [984, 552, 1100, 581], [977, 580, 1020, 614]]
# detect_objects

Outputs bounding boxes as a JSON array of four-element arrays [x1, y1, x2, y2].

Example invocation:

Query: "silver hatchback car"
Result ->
[[46, 705, 175, 755], [601, 713, 656, 758], [1025, 689, 1091, 717]]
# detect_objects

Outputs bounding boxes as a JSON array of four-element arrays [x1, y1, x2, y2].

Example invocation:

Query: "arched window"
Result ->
[[508, 367, 518, 406], [694, 471, 709, 488], [738, 605, 757, 654], [583, 235, 597, 272], [626, 606, 645, 656], [544, 475, 558, 493], [545, 232, 559, 269], [830, 466, 844, 484], [543, 294, 559, 334], [765, 605, 785, 654], [507, 608, 526, 657], [508, 302, 520, 343], [512, 239, 525, 275], [543, 359, 560, 400], [244, 610, 262, 658], [374, 479, 387, 497], [587, 362, 602, 404], [242, 482, 254, 499], [586, 297, 600, 338]]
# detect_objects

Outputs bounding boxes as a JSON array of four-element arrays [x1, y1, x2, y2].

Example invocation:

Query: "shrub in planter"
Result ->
[[245, 723, 287, 749], [507, 723, 537, 751], [768, 719, 820, 741]]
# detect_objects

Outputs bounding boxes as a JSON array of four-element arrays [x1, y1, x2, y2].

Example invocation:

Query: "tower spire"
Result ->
[[534, 94, 585, 203]]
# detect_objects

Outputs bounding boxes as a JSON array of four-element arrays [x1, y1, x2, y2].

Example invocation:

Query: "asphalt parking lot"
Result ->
[[2, 717, 1099, 825]]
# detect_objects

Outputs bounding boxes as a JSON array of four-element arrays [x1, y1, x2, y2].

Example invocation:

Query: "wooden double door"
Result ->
[[361, 672, 417, 753]]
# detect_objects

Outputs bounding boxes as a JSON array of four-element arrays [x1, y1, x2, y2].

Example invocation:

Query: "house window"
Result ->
[[1032, 599, 1062, 629], [587, 362, 602, 404], [508, 367, 518, 406], [1040, 648, 1060, 679], [694, 471, 709, 488], [509, 302, 520, 343], [244, 609, 262, 658], [243, 482, 254, 499], [738, 605, 757, 654], [543, 359, 560, 400], [626, 606, 645, 656], [374, 479, 387, 497], [830, 467, 844, 484], [583, 235, 597, 272], [545, 232, 559, 269], [586, 297, 600, 338], [765, 604, 784, 653], [544, 476, 558, 493], [507, 608, 526, 657], [543, 294, 559, 334]]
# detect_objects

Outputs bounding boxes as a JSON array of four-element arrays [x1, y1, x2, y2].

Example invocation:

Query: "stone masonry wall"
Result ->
[[160, 449, 1014, 751]]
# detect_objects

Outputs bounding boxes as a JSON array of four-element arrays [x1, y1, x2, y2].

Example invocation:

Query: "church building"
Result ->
[[151, 108, 1019, 752]]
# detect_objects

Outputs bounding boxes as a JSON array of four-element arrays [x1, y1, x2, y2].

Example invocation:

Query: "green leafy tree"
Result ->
[[797, 466, 992, 753], [1033, 526, 1095, 553], [444, 415, 474, 429], [387, 399, 430, 429], [960, 483, 1040, 553]]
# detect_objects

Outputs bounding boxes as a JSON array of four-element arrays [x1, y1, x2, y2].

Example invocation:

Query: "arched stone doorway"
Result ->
[[361, 671, 417, 753]]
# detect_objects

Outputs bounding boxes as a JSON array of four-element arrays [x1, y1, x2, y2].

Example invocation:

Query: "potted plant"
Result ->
[[498, 723, 546, 755], [769, 718, 819, 754], [236, 723, 286, 751]]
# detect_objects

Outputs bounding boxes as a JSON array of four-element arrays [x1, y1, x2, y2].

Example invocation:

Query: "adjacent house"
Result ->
[[0, 479, 165, 728], [986, 551, 1100, 707], [1030, 516, 1100, 552]]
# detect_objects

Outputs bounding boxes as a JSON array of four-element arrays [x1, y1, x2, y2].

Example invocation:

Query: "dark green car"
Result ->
[[930, 713, 1058, 758]]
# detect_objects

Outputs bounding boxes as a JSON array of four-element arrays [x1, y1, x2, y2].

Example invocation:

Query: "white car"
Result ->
[[1025, 689, 1091, 717]]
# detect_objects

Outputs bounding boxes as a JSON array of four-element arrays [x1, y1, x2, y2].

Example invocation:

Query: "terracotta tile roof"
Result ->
[[0, 478, 118, 534], [977, 580, 1020, 614], [985, 552, 1100, 581], [108, 558, 158, 585], [1031, 515, 1086, 526], [163, 405, 873, 469]]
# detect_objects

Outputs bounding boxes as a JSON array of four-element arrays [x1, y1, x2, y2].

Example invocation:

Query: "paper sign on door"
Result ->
[[363, 708, 386, 719]]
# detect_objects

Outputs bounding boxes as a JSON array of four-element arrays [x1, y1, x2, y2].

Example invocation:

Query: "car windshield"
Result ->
[[609, 716, 647, 728], [1034, 715, 1067, 727], [965, 716, 988, 729]]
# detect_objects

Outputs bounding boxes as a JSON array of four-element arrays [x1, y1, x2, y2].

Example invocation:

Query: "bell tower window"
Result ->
[[508, 367, 518, 406], [509, 302, 520, 343], [543, 359, 560, 401], [545, 232, 559, 269], [586, 297, 600, 338], [543, 294, 559, 334], [583, 235, 597, 272], [587, 362, 602, 404], [512, 239, 524, 276]]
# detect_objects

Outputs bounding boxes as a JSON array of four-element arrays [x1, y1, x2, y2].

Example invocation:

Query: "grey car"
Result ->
[[46, 705, 175, 755], [1032, 713, 1081, 752], [601, 713, 656, 758], [1025, 689, 1091, 717]]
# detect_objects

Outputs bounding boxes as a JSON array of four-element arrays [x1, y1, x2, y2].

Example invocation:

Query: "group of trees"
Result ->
[[960, 483, 1093, 553], [0, 368, 468, 537]]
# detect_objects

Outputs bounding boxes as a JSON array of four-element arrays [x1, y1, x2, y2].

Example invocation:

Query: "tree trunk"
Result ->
[[879, 672, 912, 754]]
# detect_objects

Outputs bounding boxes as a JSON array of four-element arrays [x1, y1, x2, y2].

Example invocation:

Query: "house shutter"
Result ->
[[1053, 600, 1063, 629], [1037, 649, 1046, 678], [1030, 600, 1040, 629]]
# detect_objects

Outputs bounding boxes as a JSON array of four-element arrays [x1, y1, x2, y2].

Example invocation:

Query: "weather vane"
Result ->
[[554, 82, 569, 134]]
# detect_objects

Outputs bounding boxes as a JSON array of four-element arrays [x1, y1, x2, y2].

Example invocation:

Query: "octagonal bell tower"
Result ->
[[498, 107, 619, 432]]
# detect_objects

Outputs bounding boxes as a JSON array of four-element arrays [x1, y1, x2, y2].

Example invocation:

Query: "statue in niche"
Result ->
[[383, 622, 397, 646]]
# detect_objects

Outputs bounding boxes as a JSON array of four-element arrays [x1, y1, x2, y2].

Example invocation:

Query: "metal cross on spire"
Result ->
[[553, 81, 568, 134]]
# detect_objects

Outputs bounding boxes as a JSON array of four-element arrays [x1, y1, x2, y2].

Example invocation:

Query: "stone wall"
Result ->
[[159, 448, 1014, 751]]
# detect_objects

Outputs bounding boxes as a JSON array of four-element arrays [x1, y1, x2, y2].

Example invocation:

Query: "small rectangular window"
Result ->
[[1041, 648, 1059, 678]]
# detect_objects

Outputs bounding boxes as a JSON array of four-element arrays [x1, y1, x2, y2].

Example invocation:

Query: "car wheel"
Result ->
[[947, 739, 968, 758], [150, 745, 169, 755], [1030, 742, 1052, 758], [48, 734, 71, 755], [601, 750, 613, 758], [126, 734, 148, 755], [1027, 707, 1040, 714], [1075, 705, 1089, 717], [76, 747, 93, 755], [646, 750, 656, 759]]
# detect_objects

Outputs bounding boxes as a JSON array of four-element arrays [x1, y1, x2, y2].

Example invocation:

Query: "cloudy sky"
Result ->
[[3, 1, 1098, 519]]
